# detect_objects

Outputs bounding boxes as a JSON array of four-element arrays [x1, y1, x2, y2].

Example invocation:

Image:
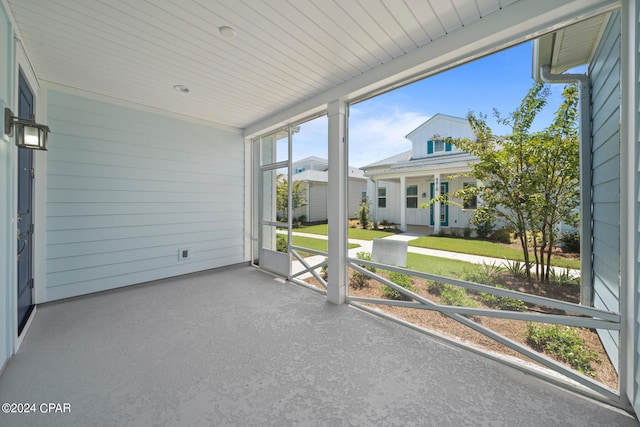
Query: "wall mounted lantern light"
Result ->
[[4, 107, 49, 151]]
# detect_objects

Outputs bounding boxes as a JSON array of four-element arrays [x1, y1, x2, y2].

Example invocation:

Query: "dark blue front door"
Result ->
[[17, 71, 34, 335], [429, 182, 449, 227]]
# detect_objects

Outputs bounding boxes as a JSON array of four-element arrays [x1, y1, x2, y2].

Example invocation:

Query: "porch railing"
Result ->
[[346, 256, 622, 405]]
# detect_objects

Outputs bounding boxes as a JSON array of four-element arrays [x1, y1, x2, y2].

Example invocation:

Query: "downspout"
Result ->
[[539, 65, 592, 306]]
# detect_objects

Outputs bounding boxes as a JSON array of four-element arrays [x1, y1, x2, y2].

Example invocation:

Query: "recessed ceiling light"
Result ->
[[219, 26, 237, 38], [173, 85, 190, 93]]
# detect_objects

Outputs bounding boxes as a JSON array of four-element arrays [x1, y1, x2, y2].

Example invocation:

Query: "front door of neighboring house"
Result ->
[[17, 70, 35, 335], [429, 182, 449, 227]]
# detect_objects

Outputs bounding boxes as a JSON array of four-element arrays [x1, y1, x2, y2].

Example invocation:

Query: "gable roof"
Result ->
[[405, 113, 470, 140], [360, 113, 476, 173], [360, 150, 414, 170]]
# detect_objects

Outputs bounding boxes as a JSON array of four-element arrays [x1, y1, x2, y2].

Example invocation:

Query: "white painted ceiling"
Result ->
[[7, 0, 520, 130]]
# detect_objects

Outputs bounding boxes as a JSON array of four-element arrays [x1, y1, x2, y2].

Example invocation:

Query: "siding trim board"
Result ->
[[45, 90, 245, 301]]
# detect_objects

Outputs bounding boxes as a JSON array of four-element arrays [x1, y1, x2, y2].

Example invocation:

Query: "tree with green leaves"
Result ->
[[275, 173, 308, 221], [438, 82, 580, 282]]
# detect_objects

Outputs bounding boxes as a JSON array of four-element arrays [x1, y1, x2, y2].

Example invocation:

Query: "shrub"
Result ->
[[320, 258, 328, 281], [475, 220, 494, 240], [276, 235, 288, 253], [549, 267, 580, 286], [526, 323, 599, 376], [560, 231, 580, 253], [381, 271, 416, 300], [502, 259, 531, 278], [358, 197, 370, 229], [440, 284, 478, 307], [462, 262, 502, 286], [479, 285, 528, 311], [436, 229, 448, 237], [490, 227, 512, 244], [350, 252, 375, 289], [426, 279, 445, 296], [450, 229, 460, 238], [463, 227, 472, 238]]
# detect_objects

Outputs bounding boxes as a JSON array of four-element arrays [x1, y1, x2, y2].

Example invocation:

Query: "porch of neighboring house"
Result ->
[[0, 265, 635, 427], [369, 173, 478, 234], [406, 224, 436, 235]]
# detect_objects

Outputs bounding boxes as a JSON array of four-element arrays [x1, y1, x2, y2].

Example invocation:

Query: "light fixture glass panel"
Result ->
[[23, 126, 40, 147]]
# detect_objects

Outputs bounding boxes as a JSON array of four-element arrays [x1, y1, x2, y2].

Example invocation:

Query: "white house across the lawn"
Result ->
[[291, 156, 367, 222], [361, 114, 479, 234]]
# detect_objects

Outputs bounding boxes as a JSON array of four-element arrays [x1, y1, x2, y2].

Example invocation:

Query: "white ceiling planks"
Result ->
[[8, 0, 523, 130]]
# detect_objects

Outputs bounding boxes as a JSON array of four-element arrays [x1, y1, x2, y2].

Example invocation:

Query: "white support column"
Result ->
[[400, 176, 407, 232], [367, 178, 377, 224], [434, 173, 441, 234], [327, 99, 347, 304]]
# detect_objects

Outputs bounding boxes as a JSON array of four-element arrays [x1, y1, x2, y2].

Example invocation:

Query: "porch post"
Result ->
[[434, 173, 441, 234], [327, 99, 347, 304], [368, 178, 377, 224], [400, 176, 407, 232]]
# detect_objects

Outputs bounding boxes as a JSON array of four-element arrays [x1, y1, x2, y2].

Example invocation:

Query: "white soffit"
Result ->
[[549, 13, 611, 73], [7, 0, 519, 130]]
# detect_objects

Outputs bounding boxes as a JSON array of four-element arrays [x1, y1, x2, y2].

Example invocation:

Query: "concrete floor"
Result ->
[[0, 265, 637, 427]]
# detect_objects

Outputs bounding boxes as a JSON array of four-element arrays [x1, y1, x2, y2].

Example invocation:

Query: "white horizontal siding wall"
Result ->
[[45, 90, 245, 301], [375, 180, 400, 224], [445, 178, 476, 229], [348, 179, 367, 219], [590, 11, 621, 370], [308, 182, 328, 222]]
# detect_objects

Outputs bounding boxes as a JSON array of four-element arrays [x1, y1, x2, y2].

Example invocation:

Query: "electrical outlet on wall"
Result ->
[[178, 248, 191, 261]]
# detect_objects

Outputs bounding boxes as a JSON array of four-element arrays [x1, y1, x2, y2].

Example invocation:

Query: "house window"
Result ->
[[406, 185, 418, 208], [378, 188, 386, 208], [427, 139, 453, 155], [463, 182, 477, 209], [294, 167, 305, 174]]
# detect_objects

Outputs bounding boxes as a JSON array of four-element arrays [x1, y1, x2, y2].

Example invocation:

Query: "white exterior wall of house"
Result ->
[[348, 177, 367, 219], [373, 177, 476, 228], [374, 180, 401, 224], [408, 115, 476, 159], [44, 90, 246, 301], [292, 158, 366, 222]]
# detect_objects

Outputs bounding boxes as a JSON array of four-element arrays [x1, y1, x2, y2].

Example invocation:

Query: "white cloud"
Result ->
[[349, 104, 429, 167], [285, 104, 429, 168]]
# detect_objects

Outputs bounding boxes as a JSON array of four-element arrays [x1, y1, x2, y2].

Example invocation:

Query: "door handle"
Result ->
[[17, 236, 28, 256]]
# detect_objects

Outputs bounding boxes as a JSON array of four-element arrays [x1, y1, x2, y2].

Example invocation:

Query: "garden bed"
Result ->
[[306, 269, 618, 390]]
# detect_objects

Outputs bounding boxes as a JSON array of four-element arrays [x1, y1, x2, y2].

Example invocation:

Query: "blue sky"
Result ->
[[291, 40, 569, 168]]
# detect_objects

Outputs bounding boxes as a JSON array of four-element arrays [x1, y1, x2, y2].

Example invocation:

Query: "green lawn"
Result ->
[[406, 252, 480, 276], [298, 224, 396, 240], [288, 235, 359, 257], [409, 236, 580, 269]]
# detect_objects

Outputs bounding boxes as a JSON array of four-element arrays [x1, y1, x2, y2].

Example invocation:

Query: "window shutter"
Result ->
[[427, 140, 433, 154], [445, 141, 452, 151]]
